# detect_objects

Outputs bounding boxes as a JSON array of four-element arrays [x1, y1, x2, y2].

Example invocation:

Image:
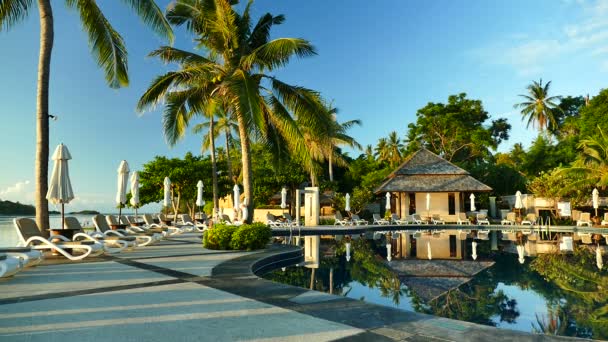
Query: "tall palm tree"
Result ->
[[386, 131, 403, 167], [138, 0, 325, 223], [194, 107, 239, 183], [0, 0, 173, 234], [325, 105, 362, 182], [375, 138, 389, 164], [562, 126, 608, 190], [514, 79, 562, 134]]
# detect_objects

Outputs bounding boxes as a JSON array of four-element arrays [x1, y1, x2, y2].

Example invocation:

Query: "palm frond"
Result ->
[[119, 0, 174, 44], [0, 0, 33, 30], [243, 38, 316, 71], [148, 46, 214, 65], [249, 13, 284, 49], [162, 89, 199, 145], [69, 0, 129, 88]]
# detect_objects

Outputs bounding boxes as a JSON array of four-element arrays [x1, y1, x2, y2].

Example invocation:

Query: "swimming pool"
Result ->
[[263, 236, 607, 339]]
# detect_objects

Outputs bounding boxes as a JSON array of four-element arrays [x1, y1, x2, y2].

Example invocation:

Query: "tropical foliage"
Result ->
[[514, 79, 561, 133], [0, 0, 172, 234], [139, 0, 331, 223]]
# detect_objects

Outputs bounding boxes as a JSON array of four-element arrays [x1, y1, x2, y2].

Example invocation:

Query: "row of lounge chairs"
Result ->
[[267, 213, 301, 228], [334, 212, 490, 226], [1, 213, 207, 279]]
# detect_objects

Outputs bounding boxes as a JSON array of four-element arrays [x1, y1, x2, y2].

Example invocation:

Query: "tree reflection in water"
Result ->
[[263, 238, 608, 339]]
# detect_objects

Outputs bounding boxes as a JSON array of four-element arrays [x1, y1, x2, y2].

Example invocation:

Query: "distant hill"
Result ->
[[0, 200, 35, 215], [68, 210, 100, 215]]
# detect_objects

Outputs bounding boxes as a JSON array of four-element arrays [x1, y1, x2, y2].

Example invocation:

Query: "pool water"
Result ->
[[263, 238, 608, 339]]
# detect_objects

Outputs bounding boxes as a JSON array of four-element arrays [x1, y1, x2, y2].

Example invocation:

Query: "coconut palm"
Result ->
[[386, 131, 403, 167], [514, 79, 562, 134], [325, 105, 362, 182], [375, 138, 389, 164], [562, 126, 608, 190], [138, 0, 326, 223], [193, 107, 239, 183], [0, 0, 173, 234]]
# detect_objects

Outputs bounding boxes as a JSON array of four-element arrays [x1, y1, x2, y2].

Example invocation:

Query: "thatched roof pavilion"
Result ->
[[375, 149, 492, 220], [375, 149, 492, 194]]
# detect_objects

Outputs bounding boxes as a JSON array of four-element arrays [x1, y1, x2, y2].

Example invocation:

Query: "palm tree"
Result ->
[[514, 79, 562, 134], [375, 138, 389, 164], [194, 107, 239, 183], [325, 105, 362, 182], [562, 126, 608, 190], [386, 131, 403, 167], [0, 0, 173, 234], [138, 0, 325, 223]]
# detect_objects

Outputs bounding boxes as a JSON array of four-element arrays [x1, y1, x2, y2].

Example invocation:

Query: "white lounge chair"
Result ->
[[373, 214, 390, 225], [501, 212, 516, 225], [390, 213, 408, 225], [431, 214, 445, 225], [334, 212, 351, 226], [93, 215, 159, 247], [14, 218, 104, 261], [577, 212, 593, 227], [601, 213, 608, 226], [283, 213, 301, 227], [560, 236, 574, 251], [351, 214, 369, 226], [0, 247, 43, 268], [180, 214, 207, 232], [267, 213, 286, 228], [476, 213, 490, 225], [578, 233, 593, 244], [477, 229, 490, 240], [159, 213, 193, 232], [0, 254, 22, 278], [412, 214, 428, 224], [64, 216, 134, 253], [140, 214, 173, 236], [457, 212, 471, 225]]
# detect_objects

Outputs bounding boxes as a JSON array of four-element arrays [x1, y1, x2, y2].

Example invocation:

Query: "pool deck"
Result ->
[[0, 233, 585, 341]]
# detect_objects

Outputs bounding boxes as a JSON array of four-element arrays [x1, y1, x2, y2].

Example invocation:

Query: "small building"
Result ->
[[374, 148, 492, 222]]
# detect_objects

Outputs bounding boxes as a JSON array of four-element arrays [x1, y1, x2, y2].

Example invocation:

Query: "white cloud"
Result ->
[[0, 180, 33, 204], [473, 0, 608, 75]]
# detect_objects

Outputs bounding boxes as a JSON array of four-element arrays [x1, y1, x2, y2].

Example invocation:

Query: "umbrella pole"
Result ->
[[61, 203, 65, 230]]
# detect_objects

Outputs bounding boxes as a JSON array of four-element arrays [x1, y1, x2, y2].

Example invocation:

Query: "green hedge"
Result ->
[[203, 223, 272, 251]]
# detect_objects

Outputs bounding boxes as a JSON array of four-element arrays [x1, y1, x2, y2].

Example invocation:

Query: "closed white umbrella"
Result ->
[[517, 244, 525, 264], [130, 171, 140, 220], [281, 187, 287, 209], [233, 184, 241, 221], [116, 160, 130, 218], [46, 143, 74, 229], [345, 242, 351, 262], [472, 241, 478, 260], [163, 177, 172, 207], [345, 193, 351, 212], [427, 241, 432, 260], [470, 193, 476, 212], [593, 188, 600, 217], [515, 191, 523, 219], [385, 192, 391, 210], [597, 246, 603, 270], [196, 180, 204, 206], [426, 193, 431, 212]]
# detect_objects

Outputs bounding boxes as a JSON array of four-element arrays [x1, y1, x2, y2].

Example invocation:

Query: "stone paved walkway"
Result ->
[[0, 233, 586, 341]]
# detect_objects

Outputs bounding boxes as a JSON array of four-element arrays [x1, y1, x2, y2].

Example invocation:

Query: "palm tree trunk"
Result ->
[[328, 154, 333, 182], [236, 112, 252, 223], [225, 131, 234, 183], [36, 0, 54, 237], [209, 117, 219, 218]]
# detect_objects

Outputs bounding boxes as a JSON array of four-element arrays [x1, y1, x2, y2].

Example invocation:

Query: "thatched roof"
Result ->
[[374, 149, 492, 193]]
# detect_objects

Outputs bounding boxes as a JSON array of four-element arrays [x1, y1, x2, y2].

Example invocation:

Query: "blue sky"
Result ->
[[1, 0, 607, 213]]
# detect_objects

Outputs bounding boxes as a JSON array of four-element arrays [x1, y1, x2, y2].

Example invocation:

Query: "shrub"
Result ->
[[230, 223, 272, 251], [203, 224, 238, 250]]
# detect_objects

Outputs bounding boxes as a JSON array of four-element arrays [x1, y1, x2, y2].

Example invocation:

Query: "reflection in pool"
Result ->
[[263, 236, 608, 339]]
